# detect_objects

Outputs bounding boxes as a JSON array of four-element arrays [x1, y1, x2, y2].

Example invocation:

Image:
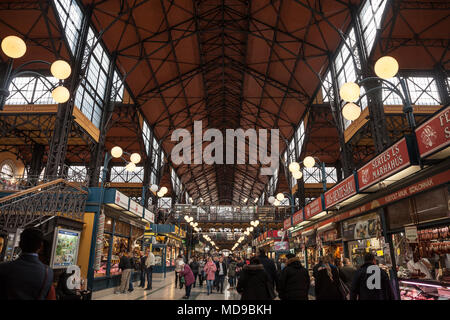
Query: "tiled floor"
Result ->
[[93, 271, 241, 300]]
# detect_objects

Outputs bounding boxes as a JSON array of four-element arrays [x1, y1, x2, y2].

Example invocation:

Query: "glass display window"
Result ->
[[104, 217, 113, 233], [110, 236, 129, 275]]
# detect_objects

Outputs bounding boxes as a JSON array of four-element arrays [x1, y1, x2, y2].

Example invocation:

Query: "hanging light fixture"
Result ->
[[50, 60, 72, 80], [51, 86, 70, 103], [160, 186, 168, 195], [339, 82, 360, 102], [268, 196, 275, 204], [273, 199, 280, 206], [374, 56, 399, 79], [1, 35, 26, 59], [276, 193, 285, 201], [288, 162, 300, 173], [303, 156, 316, 168], [125, 162, 136, 172], [184, 215, 189, 221], [342, 102, 362, 121], [293, 170, 303, 180], [111, 146, 123, 158], [157, 190, 164, 197], [130, 153, 141, 164], [150, 184, 159, 193]]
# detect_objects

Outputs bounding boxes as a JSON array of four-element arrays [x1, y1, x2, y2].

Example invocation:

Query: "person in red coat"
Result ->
[[179, 263, 195, 299]]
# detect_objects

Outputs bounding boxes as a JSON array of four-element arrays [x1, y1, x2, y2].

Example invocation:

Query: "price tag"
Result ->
[[376, 250, 384, 256]]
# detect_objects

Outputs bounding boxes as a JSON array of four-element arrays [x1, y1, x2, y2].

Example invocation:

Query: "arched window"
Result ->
[[0, 163, 14, 179]]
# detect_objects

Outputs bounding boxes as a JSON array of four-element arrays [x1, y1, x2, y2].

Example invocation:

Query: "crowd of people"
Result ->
[[170, 248, 396, 300], [0, 227, 395, 300]]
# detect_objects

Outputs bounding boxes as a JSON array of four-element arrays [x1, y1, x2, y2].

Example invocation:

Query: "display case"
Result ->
[[399, 279, 450, 300]]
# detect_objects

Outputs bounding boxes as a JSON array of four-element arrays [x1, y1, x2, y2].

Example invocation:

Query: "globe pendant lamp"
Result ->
[[51, 86, 70, 103], [293, 170, 303, 180], [1, 36, 26, 58], [339, 82, 360, 102], [303, 156, 315, 168], [111, 146, 123, 158], [342, 102, 361, 121], [50, 60, 72, 80], [130, 153, 141, 164], [374, 56, 399, 79], [125, 162, 136, 172], [276, 193, 285, 201]]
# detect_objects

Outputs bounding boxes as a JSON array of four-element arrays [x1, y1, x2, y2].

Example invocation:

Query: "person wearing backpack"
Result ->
[[227, 258, 237, 290], [350, 253, 395, 300]]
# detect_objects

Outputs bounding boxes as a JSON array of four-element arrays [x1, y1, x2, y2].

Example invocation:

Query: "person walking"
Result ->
[[175, 255, 184, 289], [236, 257, 275, 300], [203, 257, 217, 296], [128, 251, 136, 292], [278, 253, 310, 300], [115, 252, 132, 294], [139, 251, 146, 288], [227, 258, 237, 290], [236, 257, 245, 281], [350, 253, 395, 300], [314, 255, 343, 300], [145, 248, 155, 290], [198, 257, 206, 287], [0, 228, 55, 300], [189, 257, 200, 288], [257, 248, 278, 288], [179, 262, 195, 299], [215, 256, 227, 294], [339, 258, 357, 289]]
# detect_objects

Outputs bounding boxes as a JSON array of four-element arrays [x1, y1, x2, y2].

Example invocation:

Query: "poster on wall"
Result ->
[[342, 213, 379, 241], [50, 227, 81, 269]]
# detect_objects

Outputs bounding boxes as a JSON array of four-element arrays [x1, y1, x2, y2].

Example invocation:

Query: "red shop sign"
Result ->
[[292, 209, 304, 225], [324, 175, 357, 208], [304, 197, 323, 220], [357, 138, 411, 191], [416, 106, 450, 158], [284, 217, 292, 230]]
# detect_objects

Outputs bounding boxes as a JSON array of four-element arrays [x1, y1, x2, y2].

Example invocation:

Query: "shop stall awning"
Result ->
[[305, 195, 327, 221], [415, 106, 450, 160], [357, 136, 420, 192], [104, 189, 129, 211], [324, 174, 364, 210]]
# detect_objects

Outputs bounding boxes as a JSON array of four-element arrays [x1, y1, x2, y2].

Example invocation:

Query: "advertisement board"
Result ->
[[292, 209, 304, 226], [357, 138, 411, 191], [304, 197, 324, 220], [324, 175, 357, 208], [114, 190, 129, 209], [415, 106, 450, 158], [50, 227, 81, 269]]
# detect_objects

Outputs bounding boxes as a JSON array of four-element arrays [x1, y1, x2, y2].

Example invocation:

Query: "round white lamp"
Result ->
[[111, 146, 123, 158], [276, 193, 285, 201], [150, 184, 158, 192], [130, 153, 141, 164], [125, 162, 136, 172], [303, 156, 316, 168], [288, 162, 300, 173], [1, 36, 26, 59], [51, 86, 70, 103], [339, 82, 360, 102], [374, 56, 399, 79], [50, 60, 72, 80], [293, 170, 303, 180], [268, 196, 275, 204], [342, 102, 361, 121]]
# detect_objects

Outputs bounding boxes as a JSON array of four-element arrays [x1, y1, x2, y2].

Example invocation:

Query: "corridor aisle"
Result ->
[[93, 272, 241, 300]]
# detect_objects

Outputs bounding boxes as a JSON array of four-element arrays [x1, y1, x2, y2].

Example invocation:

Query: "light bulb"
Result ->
[[51, 86, 70, 103], [157, 191, 163, 197], [293, 170, 303, 180], [342, 102, 361, 121], [130, 153, 141, 164], [184, 215, 189, 221], [125, 162, 136, 172], [276, 193, 285, 201], [150, 184, 159, 192], [339, 82, 360, 102], [111, 146, 123, 158], [288, 162, 300, 173], [1, 36, 26, 58], [50, 60, 71, 80], [249, 227, 254, 232], [274, 199, 280, 206], [160, 186, 168, 195], [268, 196, 275, 204], [374, 56, 399, 79], [303, 156, 315, 168]]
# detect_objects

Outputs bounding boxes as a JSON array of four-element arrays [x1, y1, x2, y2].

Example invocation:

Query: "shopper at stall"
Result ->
[[314, 255, 343, 300], [350, 253, 395, 300], [115, 251, 132, 294], [257, 248, 278, 288], [215, 256, 227, 294], [175, 255, 185, 289], [145, 249, 155, 290], [339, 258, 357, 289], [0, 228, 55, 300], [128, 251, 136, 292], [227, 258, 237, 290], [204, 256, 217, 296], [278, 253, 310, 300], [179, 262, 195, 299], [236, 257, 275, 300], [139, 251, 147, 288], [189, 257, 200, 288], [407, 250, 433, 280]]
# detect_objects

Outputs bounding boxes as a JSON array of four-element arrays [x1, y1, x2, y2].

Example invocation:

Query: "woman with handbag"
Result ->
[[203, 256, 217, 296], [236, 257, 275, 300], [314, 255, 344, 300]]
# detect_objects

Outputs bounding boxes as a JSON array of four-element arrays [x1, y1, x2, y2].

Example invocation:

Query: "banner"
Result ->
[[416, 106, 450, 158], [357, 138, 411, 191], [324, 175, 357, 208], [304, 197, 323, 220], [292, 209, 304, 225]]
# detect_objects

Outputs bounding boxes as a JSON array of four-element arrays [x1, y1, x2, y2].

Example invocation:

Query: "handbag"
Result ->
[[336, 270, 350, 300], [180, 276, 185, 284]]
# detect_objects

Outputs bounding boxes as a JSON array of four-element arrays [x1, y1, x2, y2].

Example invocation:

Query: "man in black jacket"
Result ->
[[115, 252, 132, 294], [278, 253, 310, 300], [0, 228, 54, 300], [350, 253, 395, 300], [257, 248, 277, 288], [215, 256, 227, 293]]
